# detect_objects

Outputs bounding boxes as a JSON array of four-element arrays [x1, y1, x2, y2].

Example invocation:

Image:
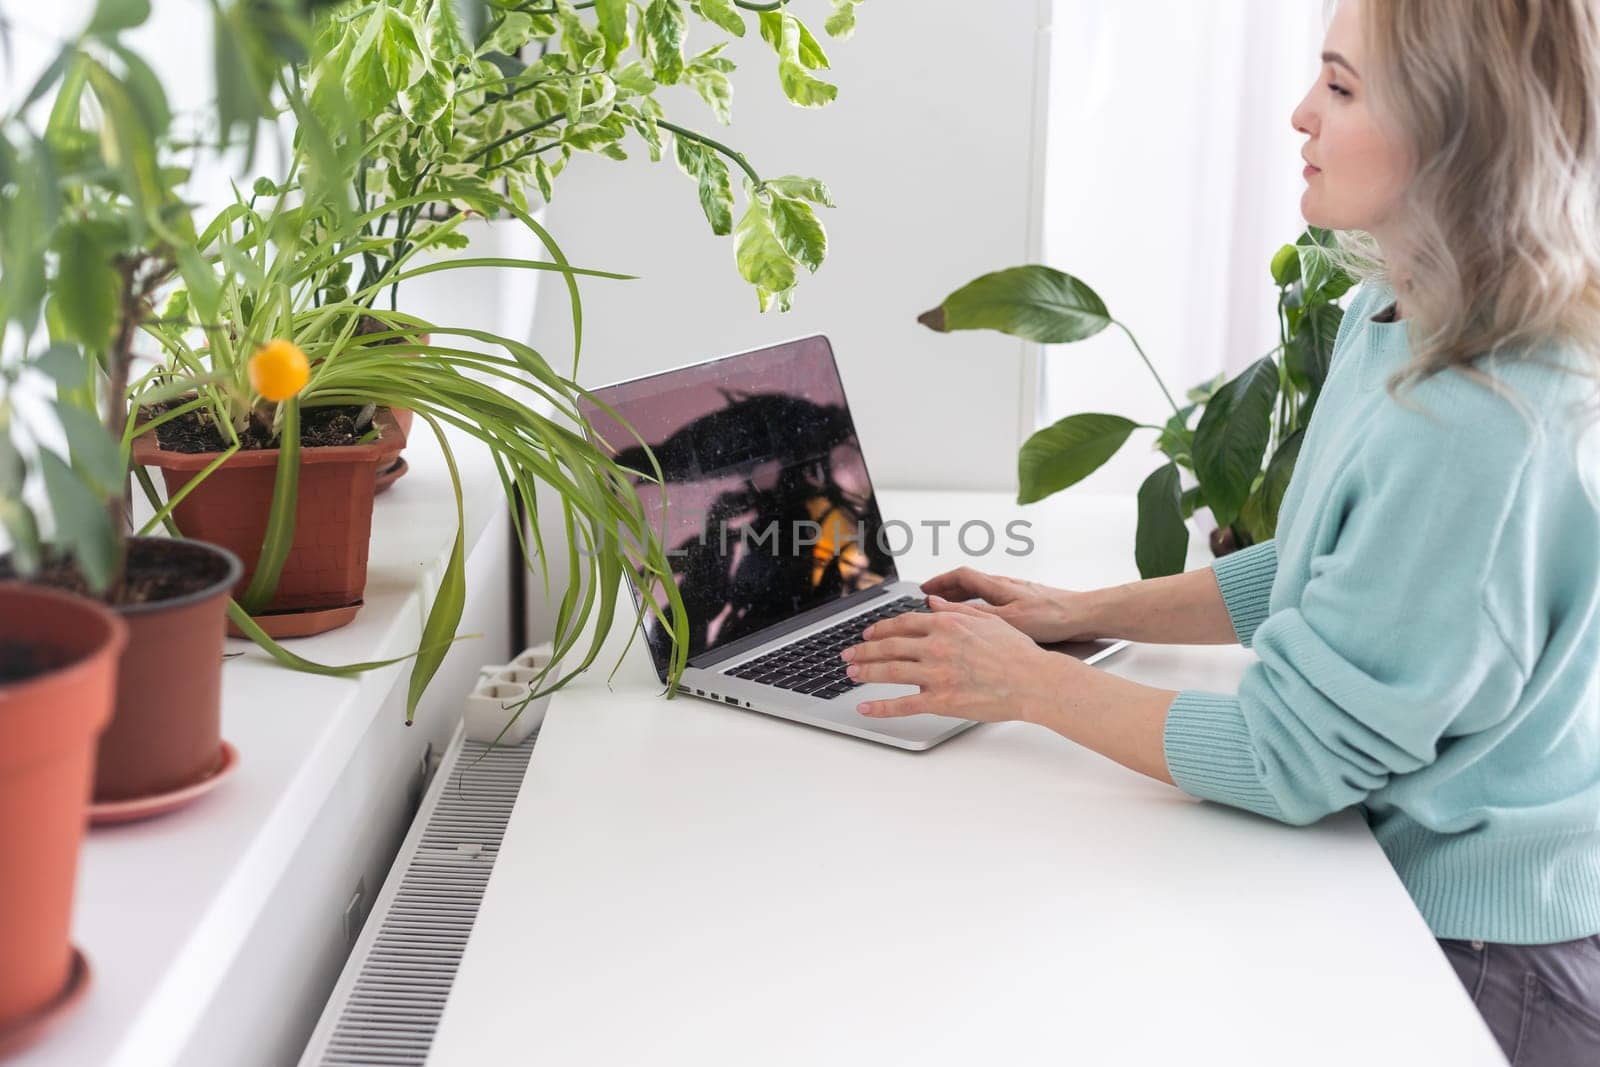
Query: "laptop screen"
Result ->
[[576, 335, 898, 678]]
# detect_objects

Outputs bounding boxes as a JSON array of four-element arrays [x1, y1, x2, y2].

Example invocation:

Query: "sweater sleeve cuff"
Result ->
[[1210, 538, 1278, 647], [1164, 690, 1284, 821]]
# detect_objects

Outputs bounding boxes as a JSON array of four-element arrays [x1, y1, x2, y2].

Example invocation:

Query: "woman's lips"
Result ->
[[1303, 164, 1321, 178]]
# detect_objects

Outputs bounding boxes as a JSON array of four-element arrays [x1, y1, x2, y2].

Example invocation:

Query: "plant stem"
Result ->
[[1111, 319, 1183, 418], [656, 118, 762, 186], [104, 256, 143, 599], [466, 114, 567, 166]]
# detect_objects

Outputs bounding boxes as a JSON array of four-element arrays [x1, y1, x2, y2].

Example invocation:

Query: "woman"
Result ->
[[841, 1, 1600, 1062]]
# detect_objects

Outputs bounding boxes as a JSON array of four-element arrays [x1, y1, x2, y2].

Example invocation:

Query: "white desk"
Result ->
[[429, 489, 1506, 1066]]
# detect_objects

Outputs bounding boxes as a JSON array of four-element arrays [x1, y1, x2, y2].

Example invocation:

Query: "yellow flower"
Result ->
[[248, 340, 310, 402]]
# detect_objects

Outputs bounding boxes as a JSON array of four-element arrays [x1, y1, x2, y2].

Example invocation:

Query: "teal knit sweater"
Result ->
[[1163, 278, 1600, 943]]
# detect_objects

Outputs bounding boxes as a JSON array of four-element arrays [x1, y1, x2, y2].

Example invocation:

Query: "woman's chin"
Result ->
[[1299, 191, 1328, 229]]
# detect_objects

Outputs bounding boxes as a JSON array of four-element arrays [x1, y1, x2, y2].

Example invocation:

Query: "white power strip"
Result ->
[[296, 720, 539, 1066]]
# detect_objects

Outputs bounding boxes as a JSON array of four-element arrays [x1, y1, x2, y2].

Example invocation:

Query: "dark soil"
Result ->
[[146, 402, 376, 454], [0, 538, 235, 607], [0, 641, 62, 684]]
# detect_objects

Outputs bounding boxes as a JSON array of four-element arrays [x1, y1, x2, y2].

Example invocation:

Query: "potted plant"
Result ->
[[0, 583, 124, 1052], [126, 158, 697, 729], [916, 227, 1356, 578], [124, 0, 867, 727], [0, 0, 329, 1046]]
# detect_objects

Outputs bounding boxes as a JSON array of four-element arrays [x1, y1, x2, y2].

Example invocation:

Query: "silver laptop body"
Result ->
[[577, 334, 1129, 752]]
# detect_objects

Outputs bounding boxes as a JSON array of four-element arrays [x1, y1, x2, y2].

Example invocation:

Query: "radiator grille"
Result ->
[[311, 733, 536, 1066]]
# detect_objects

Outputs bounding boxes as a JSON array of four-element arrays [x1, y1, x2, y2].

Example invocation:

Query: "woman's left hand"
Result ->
[[841, 594, 1071, 722]]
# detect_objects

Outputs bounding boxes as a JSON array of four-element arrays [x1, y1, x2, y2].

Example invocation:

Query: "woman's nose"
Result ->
[[1291, 96, 1316, 137]]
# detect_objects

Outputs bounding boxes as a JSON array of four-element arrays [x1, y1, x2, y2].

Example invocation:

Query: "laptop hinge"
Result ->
[[690, 583, 897, 671]]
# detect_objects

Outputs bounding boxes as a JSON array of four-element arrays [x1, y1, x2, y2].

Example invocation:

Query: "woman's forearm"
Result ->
[[1024, 651, 1180, 785], [1080, 565, 1239, 646]]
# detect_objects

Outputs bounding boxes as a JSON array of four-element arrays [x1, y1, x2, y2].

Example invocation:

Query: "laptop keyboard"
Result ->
[[720, 595, 934, 700]]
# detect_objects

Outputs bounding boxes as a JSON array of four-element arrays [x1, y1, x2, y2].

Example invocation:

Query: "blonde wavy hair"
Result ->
[[1319, 0, 1600, 442]]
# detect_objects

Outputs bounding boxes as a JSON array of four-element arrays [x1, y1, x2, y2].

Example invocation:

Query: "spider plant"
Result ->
[[131, 159, 696, 721]]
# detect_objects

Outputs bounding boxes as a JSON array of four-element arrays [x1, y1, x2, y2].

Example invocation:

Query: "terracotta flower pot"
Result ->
[[131, 408, 406, 638], [93, 538, 243, 805], [377, 332, 428, 495], [0, 583, 125, 1045]]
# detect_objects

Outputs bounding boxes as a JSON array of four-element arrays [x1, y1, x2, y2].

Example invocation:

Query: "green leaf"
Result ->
[[56, 403, 124, 490], [83, 59, 164, 232], [767, 195, 825, 273], [687, 64, 734, 123], [0, 497, 41, 577], [1016, 413, 1138, 505], [240, 398, 301, 613], [919, 265, 1112, 344], [763, 175, 835, 207], [1135, 462, 1189, 578], [644, 0, 686, 84], [23, 49, 70, 110], [108, 44, 171, 139], [38, 448, 116, 591], [1191, 357, 1280, 527], [481, 10, 533, 57], [406, 416, 470, 722], [534, 157, 555, 203], [86, 0, 151, 37], [1255, 427, 1304, 540], [31, 342, 90, 391], [427, 0, 474, 63], [758, 11, 828, 68], [348, 5, 417, 119], [758, 12, 838, 106], [793, 19, 831, 69], [1154, 402, 1198, 462], [1286, 301, 1343, 390], [54, 221, 120, 350], [210, 6, 272, 148], [0, 419, 27, 498], [596, 0, 630, 47], [399, 68, 453, 127], [735, 198, 797, 303], [674, 138, 734, 235], [615, 62, 657, 94], [1270, 243, 1300, 286], [1185, 370, 1227, 405], [698, 0, 746, 36], [825, 0, 858, 39]]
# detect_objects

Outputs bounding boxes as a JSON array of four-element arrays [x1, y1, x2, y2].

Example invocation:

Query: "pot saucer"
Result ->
[[89, 741, 238, 827], [227, 601, 363, 640], [0, 948, 90, 1057], [375, 456, 409, 495]]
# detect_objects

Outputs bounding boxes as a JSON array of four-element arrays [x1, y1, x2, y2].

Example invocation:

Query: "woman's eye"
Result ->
[[1328, 81, 1352, 99]]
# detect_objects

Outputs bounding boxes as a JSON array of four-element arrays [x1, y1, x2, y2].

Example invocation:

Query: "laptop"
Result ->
[[575, 334, 1130, 751]]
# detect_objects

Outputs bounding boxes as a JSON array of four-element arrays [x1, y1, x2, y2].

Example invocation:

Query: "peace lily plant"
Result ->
[[918, 227, 1356, 579]]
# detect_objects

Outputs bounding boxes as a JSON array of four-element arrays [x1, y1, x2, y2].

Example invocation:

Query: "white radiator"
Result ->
[[297, 721, 538, 1066]]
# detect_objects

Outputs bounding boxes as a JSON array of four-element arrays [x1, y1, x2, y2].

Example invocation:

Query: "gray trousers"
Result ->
[[1438, 935, 1600, 1065]]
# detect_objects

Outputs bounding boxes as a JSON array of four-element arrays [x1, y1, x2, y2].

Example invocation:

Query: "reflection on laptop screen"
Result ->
[[577, 336, 897, 676]]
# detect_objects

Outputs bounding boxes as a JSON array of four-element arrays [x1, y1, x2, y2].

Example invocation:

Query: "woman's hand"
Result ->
[[918, 566, 1105, 644], [841, 594, 1070, 722]]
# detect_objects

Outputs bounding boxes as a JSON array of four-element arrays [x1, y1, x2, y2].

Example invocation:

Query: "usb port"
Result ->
[[724, 695, 738, 705], [695, 689, 705, 696]]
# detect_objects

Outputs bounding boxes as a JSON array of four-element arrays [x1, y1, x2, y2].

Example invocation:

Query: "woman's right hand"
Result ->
[[918, 566, 1105, 644]]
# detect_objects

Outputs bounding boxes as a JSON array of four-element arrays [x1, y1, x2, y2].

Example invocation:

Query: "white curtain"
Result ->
[[1040, 0, 1328, 496]]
